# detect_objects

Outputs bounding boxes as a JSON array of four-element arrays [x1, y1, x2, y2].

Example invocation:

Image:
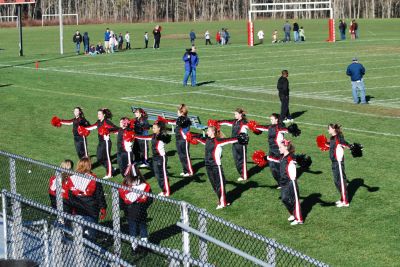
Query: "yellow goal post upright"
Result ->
[[247, 0, 335, 46]]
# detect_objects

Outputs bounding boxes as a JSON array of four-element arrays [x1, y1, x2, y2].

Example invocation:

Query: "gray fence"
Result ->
[[0, 150, 329, 266]]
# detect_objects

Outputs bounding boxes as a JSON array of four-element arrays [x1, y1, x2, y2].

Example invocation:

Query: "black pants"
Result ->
[[145, 40, 148, 48], [279, 94, 290, 121], [153, 156, 169, 195], [232, 143, 247, 179], [206, 165, 227, 206], [154, 39, 160, 48], [281, 181, 302, 221], [134, 139, 148, 164], [176, 140, 193, 175], [205, 39, 211, 45], [97, 140, 112, 176], [74, 135, 88, 159], [126, 42, 131, 49], [117, 151, 134, 176], [332, 161, 349, 203], [269, 161, 281, 185]]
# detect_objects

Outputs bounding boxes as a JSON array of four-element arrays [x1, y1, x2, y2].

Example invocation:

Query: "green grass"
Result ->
[[1, 18, 400, 266]]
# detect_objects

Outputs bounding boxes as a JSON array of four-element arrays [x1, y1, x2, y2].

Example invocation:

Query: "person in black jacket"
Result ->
[[153, 25, 161, 49], [58, 107, 91, 159], [83, 108, 118, 179], [277, 70, 292, 123], [68, 158, 107, 240], [72, 30, 83, 55], [116, 117, 135, 177], [132, 108, 151, 168]]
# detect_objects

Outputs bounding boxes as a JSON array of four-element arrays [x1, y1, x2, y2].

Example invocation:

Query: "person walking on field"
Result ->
[[257, 30, 265, 44], [346, 57, 367, 104], [277, 70, 292, 123]]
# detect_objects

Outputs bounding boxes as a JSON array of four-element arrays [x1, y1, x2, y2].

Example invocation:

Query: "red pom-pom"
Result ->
[[186, 132, 199, 145], [123, 130, 135, 142], [316, 135, 329, 151], [252, 150, 268, 167], [51, 116, 62, 127], [98, 125, 109, 136], [157, 116, 168, 124], [247, 120, 259, 132], [207, 119, 220, 131], [77, 126, 90, 137], [129, 119, 135, 129]]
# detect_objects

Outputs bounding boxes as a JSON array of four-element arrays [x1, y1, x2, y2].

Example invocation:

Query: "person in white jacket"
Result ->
[[257, 30, 265, 44]]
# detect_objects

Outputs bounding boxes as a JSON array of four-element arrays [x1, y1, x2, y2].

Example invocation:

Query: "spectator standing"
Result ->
[[220, 28, 226, 45], [299, 27, 306, 41], [277, 70, 292, 123], [346, 57, 367, 104], [153, 25, 161, 49], [72, 30, 82, 55], [189, 46, 199, 87], [205, 30, 211, 45], [349, 20, 356, 40], [118, 33, 124, 50], [293, 22, 299, 42], [339, 20, 347, 40], [83, 32, 90, 54], [283, 21, 291, 42], [182, 48, 192, 86], [109, 32, 116, 53], [216, 30, 221, 44], [104, 28, 111, 53], [125, 31, 131, 50], [225, 29, 230, 44], [144, 32, 149, 48], [353, 19, 359, 39], [257, 30, 265, 44], [189, 29, 196, 45]]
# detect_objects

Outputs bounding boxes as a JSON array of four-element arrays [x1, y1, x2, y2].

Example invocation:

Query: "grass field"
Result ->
[[1, 18, 400, 266]]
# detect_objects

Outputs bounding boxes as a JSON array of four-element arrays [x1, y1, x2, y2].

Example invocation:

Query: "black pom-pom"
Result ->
[[350, 143, 363, 158], [157, 133, 171, 144], [237, 133, 249, 145], [177, 116, 191, 128], [295, 154, 312, 169], [287, 123, 301, 137]]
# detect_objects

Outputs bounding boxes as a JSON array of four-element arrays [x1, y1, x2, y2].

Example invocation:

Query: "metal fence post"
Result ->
[[2, 193, 8, 259], [181, 201, 190, 267], [9, 158, 16, 194], [55, 171, 64, 223], [198, 212, 208, 263], [42, 221, 50, 267], [266, 239, 276, 267], [111, 187, 121, 260], [50, 223, 63, 266], [73, 221, 84, 267], [11, 197, 23, 259]]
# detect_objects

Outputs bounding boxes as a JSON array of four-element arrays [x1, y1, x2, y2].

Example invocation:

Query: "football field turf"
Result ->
[[0, 19, 399, 266]]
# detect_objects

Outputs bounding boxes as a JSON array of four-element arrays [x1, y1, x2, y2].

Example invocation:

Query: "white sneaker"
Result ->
[[287, 215, 295, 221], [139, 163, 149, 168], [237, 177, 246, 182], [158, 192, 165, 196], [290, 220, 303, 225], [336, 202, 349, 208], [216, 204, 225, 210], [183, 173, 192, 177], [335, 200, 342, 205], [277, 186, 282, 190], [103, 175, 112, 179], [180, 172, 185, 176]]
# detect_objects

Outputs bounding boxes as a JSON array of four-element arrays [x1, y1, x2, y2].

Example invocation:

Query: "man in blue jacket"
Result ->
[[346, 57, 367, 104], [189, 30, 196, 45], [182, 48, 192, 86], [190, 46, 199, 87]]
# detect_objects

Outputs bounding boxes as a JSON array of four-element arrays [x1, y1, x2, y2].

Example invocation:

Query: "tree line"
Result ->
[[1, 0, 399, 23]]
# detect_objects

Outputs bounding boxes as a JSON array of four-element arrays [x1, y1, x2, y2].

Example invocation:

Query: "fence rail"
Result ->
[[0, 150, 329, 266]]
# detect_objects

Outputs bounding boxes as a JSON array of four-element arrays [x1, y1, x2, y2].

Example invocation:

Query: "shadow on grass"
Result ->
[[347, 178, 379, 203], [170, 173, 206, 194], [297, 168, 323, 179], [0, 54, 78, 70], [248, 164, 265, 179], [0, 84, 12, 88], [197, 80, 215, 86], [300, 193, 334, 221], [226, 180, 270, 204], [291, 110, 307, 119]]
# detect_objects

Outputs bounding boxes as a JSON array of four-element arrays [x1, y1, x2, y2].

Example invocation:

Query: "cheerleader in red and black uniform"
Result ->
[[49, 159, 74, 213], [188, 126, 249, 209], [132, 108, 151, 168], [327, 124, 351, 208], [278, 140, 303, 225], [163, 104, 193, 177], [68, 158, 107, 240], [52, 107, 91, 159], [217, 108, 249, 181], [82, 108, 118, 179], [119, 165, 152, 250], [253, 113, 288, 188], [134, 120, 171, 196], [116, 117, 135, 177]]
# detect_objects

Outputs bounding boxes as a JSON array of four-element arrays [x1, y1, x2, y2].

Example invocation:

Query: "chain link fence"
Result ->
[[0, 150, 329, 266]]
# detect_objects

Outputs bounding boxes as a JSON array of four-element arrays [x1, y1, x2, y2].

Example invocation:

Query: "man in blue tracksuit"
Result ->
[[182, 49, 192, 86], [346, 57, 367, 104], [190, 47, 199, 87], [189, 30, 196, 45]]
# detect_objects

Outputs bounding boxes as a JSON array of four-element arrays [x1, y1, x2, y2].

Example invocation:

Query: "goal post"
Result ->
[[248, 0, 335, 46]]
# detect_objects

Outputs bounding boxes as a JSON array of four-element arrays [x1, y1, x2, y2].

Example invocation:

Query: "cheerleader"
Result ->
[[327, 124, 350, 208], [68, 158, 107, 240], [188, 126, 249, 209], [82, 108, 118, 179], [134, 120, 171, 196], [118, 166, 152, 250], [48, 159, 74, 213], [217, 108, 249, 181], [132, 108, 151, 168], [164, 104, 194, 177], [253, 113, 288, 188], [278, 140, 303, 225], [52, 107, 91, 159], [116, 117, 135, 177]]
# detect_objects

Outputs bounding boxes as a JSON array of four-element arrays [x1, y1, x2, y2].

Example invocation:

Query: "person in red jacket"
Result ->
[[68, 158, 107, 240], [83, 108, 118, 179], [119, 165, 152, 251], [278, 140, 303, 225], [49, 159, 74, 213]]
